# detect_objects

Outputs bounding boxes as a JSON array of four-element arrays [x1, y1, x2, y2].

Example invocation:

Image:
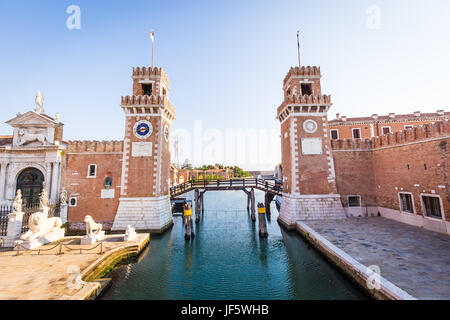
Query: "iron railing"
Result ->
[[0, 205, 12, 236]]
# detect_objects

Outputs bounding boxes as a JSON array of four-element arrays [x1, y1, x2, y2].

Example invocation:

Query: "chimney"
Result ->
[[414, 111, 421, 117], [336, 113, 340, 120], [437, 109, 444, 116], [372, 114, 378, 120], [388, 113, 395, 119], [341, 116, 347, 122]]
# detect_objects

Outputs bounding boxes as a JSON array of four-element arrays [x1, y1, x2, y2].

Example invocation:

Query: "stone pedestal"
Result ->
[[279, 193, 346, 229], [3, 211, 24, 247], [60, 204, 68, 224], [112, 195, 173, 233], [15, 228, 65, 250], [81, 231, 105, 245]]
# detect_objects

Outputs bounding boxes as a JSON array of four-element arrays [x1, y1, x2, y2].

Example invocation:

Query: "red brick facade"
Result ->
[[61, 141, 124, 230], [329, 111, 449, 140], [332, 121, 450, 231]]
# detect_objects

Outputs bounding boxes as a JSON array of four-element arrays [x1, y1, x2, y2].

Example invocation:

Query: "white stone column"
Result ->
[[45, 163, 51, 195], [50, 162, 59, 203], [4, 211, 24, 247], [0, 162, 7, 202]]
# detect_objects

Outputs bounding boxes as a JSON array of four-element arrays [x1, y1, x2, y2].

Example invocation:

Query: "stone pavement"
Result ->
[[304, 217, 450, 299], [0, 234, 148, 300]]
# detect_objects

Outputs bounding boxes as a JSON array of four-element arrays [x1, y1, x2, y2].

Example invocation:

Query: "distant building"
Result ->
[[176, 168, 233, 184]]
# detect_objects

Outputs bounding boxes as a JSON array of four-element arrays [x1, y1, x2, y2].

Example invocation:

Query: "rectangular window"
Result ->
[[88, 164, 97, 178], [399, 193, 414, 213], [382, 127, 391, 135], [422, 196, 442, 219], [330, 130, 339, 140], [301, 83, 312, 96], [348, 195, 361, 207], [404, 125, 413, 130], [352, 128, 361, 139]]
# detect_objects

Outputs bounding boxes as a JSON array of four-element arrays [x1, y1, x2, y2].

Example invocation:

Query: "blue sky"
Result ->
[[0, 0, 449, 169]]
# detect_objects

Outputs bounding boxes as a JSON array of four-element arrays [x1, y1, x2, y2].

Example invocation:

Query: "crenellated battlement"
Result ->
[[283, 66, 321, 85], [121, 95, 168, 106], [284, 94, 331, 105], [331, 120, 449, 151], [67, 140, 124, 153], [132, 67, 170, 86]]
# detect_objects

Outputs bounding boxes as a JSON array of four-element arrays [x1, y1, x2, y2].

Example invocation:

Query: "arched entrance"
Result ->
[[16, 168, 44, 206]]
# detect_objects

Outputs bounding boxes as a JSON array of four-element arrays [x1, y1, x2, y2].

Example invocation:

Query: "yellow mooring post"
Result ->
[[183, 203, 194, 240], [257, 203, 268, 238]]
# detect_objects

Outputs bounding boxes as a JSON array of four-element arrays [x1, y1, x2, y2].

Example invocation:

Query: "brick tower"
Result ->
[[277, 66, 345, 228], [112, 67, 176, 232]]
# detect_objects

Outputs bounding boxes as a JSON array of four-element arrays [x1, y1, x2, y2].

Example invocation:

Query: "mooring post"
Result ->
[[250, 188, 256, 222], [201, 193, 205, 214], [184, 203, 193, 240], [189, 215, 195, 238], [257, 202, 268, 238], [194, 189, 200, 223], [184, 215, 190, 240], [265, 193, 271, 215]]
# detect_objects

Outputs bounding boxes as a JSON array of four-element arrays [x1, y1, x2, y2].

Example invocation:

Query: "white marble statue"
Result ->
[[13, 190, 23, 213], [16, 207, 65, 250], [20, 211, 63, 243], [84, 215, 102, 236], [81, 215, 105, 245], [39, 188, 49, 210], [17, 128, 48, 146], [35, 91, 45, 113], [124, 225, 137, 242], [59, 189, 68, 205]]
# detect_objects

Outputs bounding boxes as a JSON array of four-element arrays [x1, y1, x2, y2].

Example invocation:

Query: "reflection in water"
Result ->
[[101, 191, 367, 300]]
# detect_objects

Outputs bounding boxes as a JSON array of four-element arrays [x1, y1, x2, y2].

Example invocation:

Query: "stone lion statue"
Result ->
[[20, 211, 63, 242], [84, 215, 102, 237], [17, 128, 47, 146]]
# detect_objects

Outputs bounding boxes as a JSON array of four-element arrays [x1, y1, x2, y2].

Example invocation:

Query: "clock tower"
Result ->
[[277, 66, 346, 228], [112, 66, 175, 233]]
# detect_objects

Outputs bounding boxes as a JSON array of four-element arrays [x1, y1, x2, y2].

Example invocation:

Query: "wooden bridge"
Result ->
[[170, 178, 283, 223]]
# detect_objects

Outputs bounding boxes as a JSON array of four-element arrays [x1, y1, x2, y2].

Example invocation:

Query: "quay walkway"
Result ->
[[0, 234, 149, 300], [299, 217, 450, 300]]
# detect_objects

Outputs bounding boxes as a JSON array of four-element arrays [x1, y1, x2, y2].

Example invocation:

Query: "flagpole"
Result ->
[[150, 30, 155, 68], [297, 31, 301, 67]]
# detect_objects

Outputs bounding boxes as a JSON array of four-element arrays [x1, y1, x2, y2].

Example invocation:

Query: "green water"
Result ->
[[101, 190, 367, 300]]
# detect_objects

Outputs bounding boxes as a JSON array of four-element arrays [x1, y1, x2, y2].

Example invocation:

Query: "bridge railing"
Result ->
[[170, 178, 282, 196]]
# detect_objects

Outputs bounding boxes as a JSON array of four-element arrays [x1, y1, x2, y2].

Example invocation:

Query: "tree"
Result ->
[[181, 159, 193, 170]]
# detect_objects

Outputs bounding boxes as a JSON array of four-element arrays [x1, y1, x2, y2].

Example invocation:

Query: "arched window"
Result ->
[[104, 176, 112, 190]]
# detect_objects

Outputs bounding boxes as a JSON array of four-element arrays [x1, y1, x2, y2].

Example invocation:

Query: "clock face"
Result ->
[[164, 125, 170, 142], [134, 120, 153, 139], [303, 119, 318, 134]]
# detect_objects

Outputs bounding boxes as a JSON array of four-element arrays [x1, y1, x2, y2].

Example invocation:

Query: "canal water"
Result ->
[[101, 190, 367, 300]]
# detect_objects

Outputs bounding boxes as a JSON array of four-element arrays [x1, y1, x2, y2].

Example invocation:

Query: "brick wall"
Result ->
[[332, 121, 450, 222], [61, 140, 124, 231]]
